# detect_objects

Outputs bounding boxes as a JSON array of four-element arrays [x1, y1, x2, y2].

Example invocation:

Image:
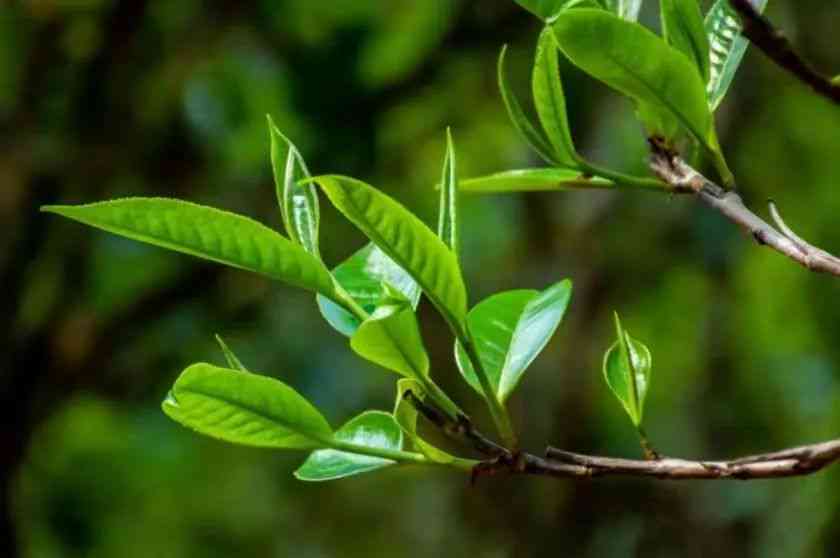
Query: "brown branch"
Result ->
[[728, 0, 840, 105], [649, 149, 840, 277]]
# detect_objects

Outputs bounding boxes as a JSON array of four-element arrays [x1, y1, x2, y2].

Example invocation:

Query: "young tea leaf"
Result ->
[[294, 411, 403, 481], [455, 280, 572, 402], [267, 115, 320, 257], [460, 168, 613, 193], [215, 335, 248, 372], [514, 0, 574, 20], [660, 0, 711, 82], [317, 243, 421, 337], [602, 313, 652, 426], [162, 363, 333, 449], [532, 26, 578, 168], [438, 129, 460, 259], [314, 176, 469, 337], [705, 0, 768, 110], [498, 46, 561, 166], [603, 0, 642, 21], [42, 198, 339, 301], [350, 286, 430, 380]]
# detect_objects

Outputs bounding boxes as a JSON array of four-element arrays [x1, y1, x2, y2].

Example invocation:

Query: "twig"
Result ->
[[649, 148, 840, 277], [539, 439, 840, 480], [728, 0, 840, 105]]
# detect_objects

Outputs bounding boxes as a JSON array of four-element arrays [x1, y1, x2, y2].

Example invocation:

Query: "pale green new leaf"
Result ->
[[162, 363, 333, 449], [532, 26, 578, 168], [460, 168, 613, 193], [498, 46, 559, 166], [215, 335, 248, 372], [350, 286, 430, 379], [514, 0, 573, 20], [294, 411, 403, 481], [456, 280, 572, 402], [438, 129, 460, 258], [267, 115, 320, 257], [314, 176, 468, 336], [603, 0, 642, 21], [705, 0, 768, 110], [602, 313, 652, 426], [392, 379, 457, 464], [317, 243, 421, 337], [661, 0, 711, 82], [42, 198, 339, 300]]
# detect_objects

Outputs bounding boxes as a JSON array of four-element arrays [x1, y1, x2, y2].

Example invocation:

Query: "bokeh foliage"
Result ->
[[5, 0, 840, 556]]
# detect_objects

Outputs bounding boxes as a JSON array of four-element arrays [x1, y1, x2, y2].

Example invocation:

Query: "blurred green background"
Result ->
[[4, 0, 840, 556]]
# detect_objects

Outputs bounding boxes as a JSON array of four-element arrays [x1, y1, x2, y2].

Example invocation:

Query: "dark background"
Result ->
[[4, 1, 840, 556]]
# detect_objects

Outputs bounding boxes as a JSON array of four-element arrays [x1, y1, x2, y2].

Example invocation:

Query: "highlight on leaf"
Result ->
[[602, 313, 652, 427], [460, 168, 613, 193]]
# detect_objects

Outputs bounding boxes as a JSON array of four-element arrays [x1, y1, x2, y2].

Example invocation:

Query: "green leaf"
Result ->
[[317, 243, 421, 337], [603, 0, 642, 21], [532, 27, 578, 168], [461, 168, 613, 193], [392, 379, 457, 464], [215, 335, 248, 372], [602, 313, 652, 426], [705, 0, 768, 111], [498, 46, 559, 166], [438, 128, 460, 258], [660, 0, 711, 82], [267, 115, 320, 257], [162, 363, 333, 449], [42, 198, 339, 300], [294, 411, 403, 481], [314, 176, 468, 337], [552, 9, 729, 180], [513, 0, 574, 20], [350, 286, 430, 379], [456, 280, 572, 402]]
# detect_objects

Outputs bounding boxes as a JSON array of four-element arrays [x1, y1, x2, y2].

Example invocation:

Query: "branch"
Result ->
[[728, 0, 840, 105], [649, 148, 840, 277], [536, 439, 840, 480]]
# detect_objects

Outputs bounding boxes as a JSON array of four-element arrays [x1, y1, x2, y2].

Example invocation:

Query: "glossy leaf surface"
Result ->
[[532, 26, 578, 168], [661, 0, 710, 82], [460, 168, 612, 193], [43, 198, 338, 299], [603, 0, 642, 21], [602, 314, 652, 426], [552, 9, 711, 146], [267, 115, 320, 257], [456, 280, 572, 402], [315, 176, 468, 336], [317, 243, 421, 337], [350, 287, 430, 379], [162, 363, 333, 449], [705, 0, 768, 110], [437, 129, 460, 258], [294, 411, 403, 481]]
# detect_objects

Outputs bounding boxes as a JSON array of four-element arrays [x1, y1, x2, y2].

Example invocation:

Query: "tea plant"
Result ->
[[43, 0, 840, 482]]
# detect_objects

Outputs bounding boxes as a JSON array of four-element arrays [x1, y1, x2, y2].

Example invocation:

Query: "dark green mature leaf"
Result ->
[[603, 0, 642, 21], [461, 168, 613, 193], [602, 313, 652, 426], [705, 0, 768, 110], [162, 363, 333, 449], [498, 46, 559, 166], [438, 129, 460, 258], [552, 9, 728, 178], [514, 0, 573, 20], [215, 335, 248, 372], [294, 411, 403, 481], [456, 280, 572, 402], [314, 176, 469, 336], [661, 0, 711, 82], [392, 379, 457, 464], [42, 198, 339, 300], [317, 243, 421, 337], [350, 286, 429, 379], [267, 115, 320, 257], [532, 27, 578, 168]]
